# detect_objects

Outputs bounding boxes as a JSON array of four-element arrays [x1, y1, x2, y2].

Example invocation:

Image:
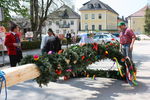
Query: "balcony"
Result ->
[[59, 24, 70, 28]]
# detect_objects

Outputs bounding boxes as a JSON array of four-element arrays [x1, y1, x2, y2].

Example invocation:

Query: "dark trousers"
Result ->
[[9, 50, 23, 67]]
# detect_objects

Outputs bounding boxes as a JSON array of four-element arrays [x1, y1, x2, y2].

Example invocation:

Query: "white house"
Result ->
[[42, 5, 80, 35]]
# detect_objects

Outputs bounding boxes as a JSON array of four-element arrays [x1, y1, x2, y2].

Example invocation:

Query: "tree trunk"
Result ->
[[30, 0, 34, 32], [30, 0, 39, 40]]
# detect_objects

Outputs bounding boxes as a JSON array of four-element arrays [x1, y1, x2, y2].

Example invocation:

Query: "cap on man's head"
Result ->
[[118, 22, 126, 26]]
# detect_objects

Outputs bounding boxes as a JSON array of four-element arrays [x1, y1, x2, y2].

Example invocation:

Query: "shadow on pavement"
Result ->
[[133, 54, 150, 67], [59, 78, 148, 100], [3, 77, 148, 100], [7, 80, 70, 100]]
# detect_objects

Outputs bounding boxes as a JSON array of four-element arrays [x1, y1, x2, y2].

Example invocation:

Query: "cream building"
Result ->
[[79, 0, 118, 33], [128, 5, 148, 34], [42, 5, 80, 35]]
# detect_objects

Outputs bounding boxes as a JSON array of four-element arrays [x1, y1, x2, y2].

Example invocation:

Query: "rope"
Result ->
[[113, 57, 124, 77], [0, 70, 7, 100], [125, 57, 138, 86]]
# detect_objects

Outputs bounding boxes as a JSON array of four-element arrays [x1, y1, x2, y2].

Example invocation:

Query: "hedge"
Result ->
[[21, 41, 41, 50]]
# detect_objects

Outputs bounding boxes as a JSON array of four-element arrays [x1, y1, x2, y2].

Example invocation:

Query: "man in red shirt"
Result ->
[[118, 22, 136, 60], [5, 24, 23, 67]]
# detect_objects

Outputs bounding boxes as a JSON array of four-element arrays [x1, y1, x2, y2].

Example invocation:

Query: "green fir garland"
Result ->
[[20, 42, 135, 87]]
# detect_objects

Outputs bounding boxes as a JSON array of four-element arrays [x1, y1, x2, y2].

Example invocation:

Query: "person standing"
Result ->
[[5, 24, 23, 67], [118, 22, 136, 60], [66, 32, 71, 48], [40, 28, 61, 54], [72, 32, 76, 44]]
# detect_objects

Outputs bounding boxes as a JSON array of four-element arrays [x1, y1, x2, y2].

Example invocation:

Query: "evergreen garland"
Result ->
[[20, 42, 136, 87]]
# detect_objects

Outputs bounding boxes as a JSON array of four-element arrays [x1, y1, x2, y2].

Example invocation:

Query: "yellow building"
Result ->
[[128, 6, 148, 34], [79, 0, 118, 33]]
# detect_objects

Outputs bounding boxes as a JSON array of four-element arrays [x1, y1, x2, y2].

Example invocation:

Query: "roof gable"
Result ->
[[129, 5, 149, 17], [48, 5, 80, 19], [79, 0, 118, 15]]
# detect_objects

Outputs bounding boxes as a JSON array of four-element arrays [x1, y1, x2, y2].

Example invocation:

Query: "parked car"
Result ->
[[93, 34, 119, 44], [112, 33, 120, 37], [111, 35, 120, 42], [136, 34, 150, 40]]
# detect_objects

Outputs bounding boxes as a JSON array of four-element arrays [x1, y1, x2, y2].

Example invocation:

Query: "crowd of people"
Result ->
[[4, 21, 136, 67]]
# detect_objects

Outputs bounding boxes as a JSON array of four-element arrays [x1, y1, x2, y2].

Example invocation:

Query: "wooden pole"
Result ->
[[1, 64, 40, 88]]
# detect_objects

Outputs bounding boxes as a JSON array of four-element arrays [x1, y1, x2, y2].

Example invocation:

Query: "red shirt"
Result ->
[[4, 33, 21, 55], [120, 28, 136, 45]]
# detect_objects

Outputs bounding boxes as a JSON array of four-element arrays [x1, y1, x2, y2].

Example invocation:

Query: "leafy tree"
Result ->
[[0, 0, 28, 26], [144, 6, 150, 35], [29, 0, 74, 40]]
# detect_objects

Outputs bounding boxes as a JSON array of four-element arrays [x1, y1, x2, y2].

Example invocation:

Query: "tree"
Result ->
[[0, 0, 28, 26], [144, 6, 150, 35], [29, 0, 74, 40]]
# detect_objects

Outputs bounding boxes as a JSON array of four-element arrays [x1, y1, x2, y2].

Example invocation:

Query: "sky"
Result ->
[[75, 0, 149, 17]]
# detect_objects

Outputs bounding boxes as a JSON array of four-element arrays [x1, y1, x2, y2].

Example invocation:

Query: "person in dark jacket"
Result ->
[[43, 28, 61, 53]]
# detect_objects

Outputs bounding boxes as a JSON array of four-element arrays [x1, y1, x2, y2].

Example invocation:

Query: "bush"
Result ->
[[21, 41, 41, 50], [61, 37, 81, 45], [136, 36, 141, 41], [61, 38, 68, 45]]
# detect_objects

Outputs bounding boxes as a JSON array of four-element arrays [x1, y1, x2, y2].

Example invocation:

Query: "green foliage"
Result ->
[[144, 7, 150, 35], [61, 37, 81, 45], [21, 41, 41, 50], [0, 0, 29, 26], [85, 69, 124, 80], [20, 42, 133, 87]]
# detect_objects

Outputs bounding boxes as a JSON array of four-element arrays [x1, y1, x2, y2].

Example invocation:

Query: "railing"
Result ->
[[59, 24, 70, 28]]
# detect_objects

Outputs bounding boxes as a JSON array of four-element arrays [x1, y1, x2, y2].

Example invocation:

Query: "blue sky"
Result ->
[[75, 0, 148, 17]]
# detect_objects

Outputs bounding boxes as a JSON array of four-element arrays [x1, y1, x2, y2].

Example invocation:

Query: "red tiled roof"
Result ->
[[129, 5, 149, 17]]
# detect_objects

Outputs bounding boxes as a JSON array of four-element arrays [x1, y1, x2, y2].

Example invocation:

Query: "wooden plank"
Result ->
[[1, 64, 40, 88]]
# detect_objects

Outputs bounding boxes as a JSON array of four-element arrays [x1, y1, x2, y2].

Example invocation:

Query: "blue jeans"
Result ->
[[122, 44, 132, 60]]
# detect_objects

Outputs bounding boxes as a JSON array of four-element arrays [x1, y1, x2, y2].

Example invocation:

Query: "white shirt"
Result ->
[[25, 31, 33, 38], [11, 32, 16, 35]]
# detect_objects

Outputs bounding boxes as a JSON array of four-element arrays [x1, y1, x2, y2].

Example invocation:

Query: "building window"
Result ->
[[71, 29, 74, 33], [99, 25, 102, 30], [56, 21, 59, 25], [92, 14, 95, 19], [63, 20, 67, 25], [88, 4, 94, 9], [63, 30, 66, 34], [85, 23, 88, 31], [95, 3, 101, 8], [71, 21, 74, 25], [99, 14, 102, 19], [92, 25, 95, 31], [85, 14, 88, 20], [56, 30, 59, 34], [49, 21, 52, 25]]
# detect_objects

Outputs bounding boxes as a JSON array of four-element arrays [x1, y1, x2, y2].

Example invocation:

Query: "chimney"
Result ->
[[72, 5, 75, 11], [122, 16, 124, 21]]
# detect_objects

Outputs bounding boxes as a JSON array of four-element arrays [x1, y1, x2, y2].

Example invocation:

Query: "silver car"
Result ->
[[93, 34, 119, 44]]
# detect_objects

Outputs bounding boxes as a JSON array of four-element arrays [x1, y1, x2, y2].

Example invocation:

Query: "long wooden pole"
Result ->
[[1, 64, 40, 88]]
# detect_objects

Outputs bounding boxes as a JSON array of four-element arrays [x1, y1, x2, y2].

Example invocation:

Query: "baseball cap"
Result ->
[[118, 22, 126, 26]]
